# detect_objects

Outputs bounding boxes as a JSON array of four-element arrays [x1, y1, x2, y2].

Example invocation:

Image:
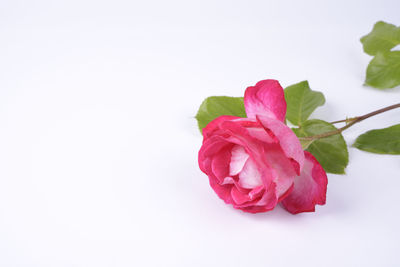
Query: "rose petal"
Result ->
[[234, 118, 297, 197], [198, 137, 230, 181], [281, 151, 328, 214], [238, 157, 263, 189], [244, 79, 286, 122], [222, 177, 234, 185], [209, 179, 234, 205], [263, 142, 297, 197], [199, 136, 229, 158], [211, 148, 231, 182], [233, 171, 278, 213], [202, 115, 239, 139], [256, 115, 305, 174], [246, 126, 275, 143], [278, 183, 294, 202], [199, 116, 294, 214], [249, 185, 265, 199], [231, 186, 251, 205], [229, 145, 249, 176], [219, 120, 267, 169]]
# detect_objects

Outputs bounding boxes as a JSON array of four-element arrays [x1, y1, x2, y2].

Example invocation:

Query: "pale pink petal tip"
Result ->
[[244, 79, 287, 122]]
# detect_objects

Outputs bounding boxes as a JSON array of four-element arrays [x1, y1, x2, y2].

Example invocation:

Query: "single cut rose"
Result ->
[[198, 80, 327, 214]]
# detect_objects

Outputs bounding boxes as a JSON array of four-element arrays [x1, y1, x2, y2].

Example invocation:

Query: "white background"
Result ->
[[1, 0, 400, 266]]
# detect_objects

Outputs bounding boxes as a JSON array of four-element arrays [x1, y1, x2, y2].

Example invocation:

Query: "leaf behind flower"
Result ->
[[284, 81, 325, 126], [195, 96, 246, 134], [293, 120, 349, 174]]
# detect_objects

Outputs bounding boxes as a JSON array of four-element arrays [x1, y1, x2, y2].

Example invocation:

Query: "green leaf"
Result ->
[[293, 120, 349, 174], [353, 124, 400, 154], [365, 51, 400, 89], [195, 96, 246, 133], [284, 81, 325, 126], [360, 21, 400, 56], [298, 139, 314, 150]]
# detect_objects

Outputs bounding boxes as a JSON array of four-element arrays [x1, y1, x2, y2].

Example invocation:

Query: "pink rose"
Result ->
[[198, 80, 327, 214]]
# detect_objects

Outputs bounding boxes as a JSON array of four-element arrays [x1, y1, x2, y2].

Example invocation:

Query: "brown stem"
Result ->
[[299, 103, 400, 141], [330, 118, 356, 124]]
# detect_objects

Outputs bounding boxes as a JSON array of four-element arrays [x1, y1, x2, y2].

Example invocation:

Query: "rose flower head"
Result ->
[[198, 80, 327, 214]]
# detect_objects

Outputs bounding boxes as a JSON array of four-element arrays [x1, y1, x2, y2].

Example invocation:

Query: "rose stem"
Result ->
[[298, 103, 400, 141]]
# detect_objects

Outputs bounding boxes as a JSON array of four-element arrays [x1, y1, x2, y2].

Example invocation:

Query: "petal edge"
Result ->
[[281, 151, 328, 214], [244, 79, 286, 122]]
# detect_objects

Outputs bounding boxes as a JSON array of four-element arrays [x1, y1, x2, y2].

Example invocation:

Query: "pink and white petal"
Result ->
[[281, 151, 328, 214], [222, 176, 234, 185], [231, 119, 296, 195], [233, 118, 259, 128], [219, 120, 267, 167], [244, 79, 286, 122], [255, 184, 277, 208], [232, 180, 278, 213], [199, 136, 229, 158], [238, 158, 263, 189], [198, 137, 231, 178], [202, 115, 239, 139], [252, 180, 278, 212], [263, 142, 297, 197], [211, 148, 231, 182], [248, 185, 265, 200], [231, 169, 277, 212], [229, 145, 249, 176], [250, 168, 278, 209], [246, 126, 276, 143], [218, 120, 279, 194], [229, 178, 251, 194], [231, 186, 251, 205], [278, 183, 294, 202], [256, 115, 305, 174]]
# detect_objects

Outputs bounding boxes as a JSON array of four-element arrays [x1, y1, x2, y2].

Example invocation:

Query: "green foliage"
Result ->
[[293, 120, 349, 174], [284, 81, 325, 126], [361, 21, 400, 89], [195, 96, 246, 133], [297, 138, 314, 150], [365, 51, 400, 89], [360, 21, 400, 56], [354, 124, 400, 154]]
